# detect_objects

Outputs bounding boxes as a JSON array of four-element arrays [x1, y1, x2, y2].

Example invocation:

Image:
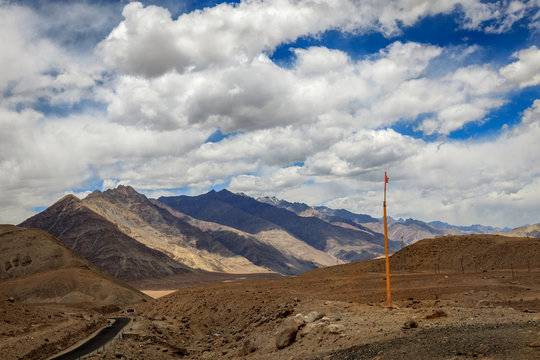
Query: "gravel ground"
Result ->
[[315, 321, 540, 360]]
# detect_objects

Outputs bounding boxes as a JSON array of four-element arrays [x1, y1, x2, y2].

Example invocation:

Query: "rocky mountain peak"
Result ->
[[115, 184, 138, 194], [36, 194, 85, 215], [86, 185, 147, 206], [257, 196, 281, 206], [217, 189, 233, 195], [57, 194, 81, 204], [104, 185, 141, 198], [84, 190, 103, 201]]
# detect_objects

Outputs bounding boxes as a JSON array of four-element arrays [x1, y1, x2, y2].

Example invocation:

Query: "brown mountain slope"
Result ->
[[0, 225, 150, 306], [151, 200, 339, 273], [19, 195, 191, 282], [499, 223, 540, 238], [84, 186, 273, 273]]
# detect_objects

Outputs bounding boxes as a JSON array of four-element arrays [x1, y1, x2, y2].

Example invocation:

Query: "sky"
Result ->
[[1, 0, 539, 228]]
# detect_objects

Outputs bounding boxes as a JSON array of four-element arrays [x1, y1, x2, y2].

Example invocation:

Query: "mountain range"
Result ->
[[17, 185, 532, 285], [499, 223, 540, 238], [20, 192, 192, 282], [22, 186, 374, 281], [159, 189, 392, 263], [257, 196, 508, 245]]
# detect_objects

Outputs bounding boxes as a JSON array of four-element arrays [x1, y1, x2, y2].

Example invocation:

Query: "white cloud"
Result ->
[[304, 129, 420, 177], [195, 127, 315, 166], [418, 98, 505, 135], [360, 41, 443, 89], [520, 98, 540, 125], [227, 97, 540, 227], [96, 1, 535, 78], [294, 47, 350, 75], [312, 100, 540, 227], [0, 104, 209, 222], [459, 0, 539, 33], [0, 2, 107, 109], [371, 64, 508, 135], [500, 45, 540, 88], [105, 41, 445, 133], [96, 0, 355, 77], [2, 0, 540, 230]]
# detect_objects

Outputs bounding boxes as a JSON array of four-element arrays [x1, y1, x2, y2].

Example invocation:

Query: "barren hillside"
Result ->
[[500, 223, 540, 238], [0, 224, 149, 306], [93, 234, 540, 360], [19, 195, 192, 281]]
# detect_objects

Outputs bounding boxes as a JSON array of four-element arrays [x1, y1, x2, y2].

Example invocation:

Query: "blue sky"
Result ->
[[1, 0, 539, 228]]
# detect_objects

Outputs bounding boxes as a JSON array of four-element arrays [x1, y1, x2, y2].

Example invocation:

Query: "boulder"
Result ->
[[275, 318, 299, 349], [304, 311, 324, 324], [298, 322, 323, 338], [325, 324, 344, 334]]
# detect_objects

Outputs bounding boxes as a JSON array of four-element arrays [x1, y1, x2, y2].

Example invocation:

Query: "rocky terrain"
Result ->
[[69, 234, 539, 360], [8, 186, 540, 359], [0, 225, 150, 359], [354, 234, 539, 273], [0, 294, 109, 360]]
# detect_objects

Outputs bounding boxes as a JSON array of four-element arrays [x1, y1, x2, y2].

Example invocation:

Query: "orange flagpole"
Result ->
[[383, 171, 392, 309]]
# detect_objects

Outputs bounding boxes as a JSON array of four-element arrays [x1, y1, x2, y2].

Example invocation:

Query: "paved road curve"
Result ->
[[50, 317, 131, 360]]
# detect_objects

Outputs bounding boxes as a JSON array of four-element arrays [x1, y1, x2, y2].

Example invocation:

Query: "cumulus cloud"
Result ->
[[96, 0, 354, 76], [105, 41, 446, 133], [500, 45, 540, 88], [227, 95, 540, 227], [373, 64, 508, 135], [0, 98, 209, 223], [304, 129, 420, 177], [520, 98, 540, 125], [311, 99, 540, 226], [96, 1, 535, 139], [0, 2, 107, 109], [103, 35, 521, 138], [96, 1, 535, 78], [2, 0, 540, 229], [293, 47, 350, 75], [459, 0, 540, 33]]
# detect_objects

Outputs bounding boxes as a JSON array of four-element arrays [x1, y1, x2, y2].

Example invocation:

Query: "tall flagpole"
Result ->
[[383, 171, 392, 309]]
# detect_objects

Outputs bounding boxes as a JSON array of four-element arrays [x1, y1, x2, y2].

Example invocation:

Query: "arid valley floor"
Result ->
[[1, 236, 539, 359]]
